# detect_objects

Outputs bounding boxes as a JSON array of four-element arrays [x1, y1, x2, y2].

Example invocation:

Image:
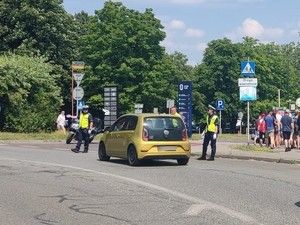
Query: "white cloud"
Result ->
[[242, 18, 264, 38], [196, 43, 207, 51], [169, 20, 186, 30], [225, 18, 284, 41], [185, 28, 205, 37], [161, 38, 175, 48]]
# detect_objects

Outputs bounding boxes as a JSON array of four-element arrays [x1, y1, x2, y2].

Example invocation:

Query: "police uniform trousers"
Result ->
[[202, 131, 216, 158], [76, 128, 90, 151]]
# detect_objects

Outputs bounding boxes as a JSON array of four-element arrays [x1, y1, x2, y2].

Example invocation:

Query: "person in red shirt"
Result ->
[[257, 113, 266, 146]]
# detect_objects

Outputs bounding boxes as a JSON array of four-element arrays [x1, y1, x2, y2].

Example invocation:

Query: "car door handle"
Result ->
[[116, 135, 120, 138], [127, 135, 132, 138]]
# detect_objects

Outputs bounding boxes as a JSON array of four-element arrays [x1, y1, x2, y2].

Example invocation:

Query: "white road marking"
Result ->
[[53, 148, 70, 151], [184, 204, 207, 216], [0, 157, 260, 224], [22, 145, 38, 148]]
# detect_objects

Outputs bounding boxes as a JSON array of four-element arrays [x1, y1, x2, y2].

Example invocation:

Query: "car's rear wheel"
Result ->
[[177, 158, 189, 165], [127, 145, 139, 166], [98, 142, 110, 161]]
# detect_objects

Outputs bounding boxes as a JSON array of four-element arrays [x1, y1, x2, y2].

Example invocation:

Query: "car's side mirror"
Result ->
[[103, 127, 111, 132]]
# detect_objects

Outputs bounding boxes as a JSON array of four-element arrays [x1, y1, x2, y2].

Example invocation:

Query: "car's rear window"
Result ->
[[143, 117, 185, 141]]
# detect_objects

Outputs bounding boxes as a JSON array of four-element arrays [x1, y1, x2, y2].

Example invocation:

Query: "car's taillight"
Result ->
[[142, 127, 149, 141], [182, 129, 187, 141]]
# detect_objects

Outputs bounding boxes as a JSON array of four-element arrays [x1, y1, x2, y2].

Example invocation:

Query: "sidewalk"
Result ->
[[190, 140, 300, 165]]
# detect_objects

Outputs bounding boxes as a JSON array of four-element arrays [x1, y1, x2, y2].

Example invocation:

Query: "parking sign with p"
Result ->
[[216, 99, 225, 111]]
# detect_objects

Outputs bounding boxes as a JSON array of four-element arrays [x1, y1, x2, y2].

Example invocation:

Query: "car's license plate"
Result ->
[[157, 146, 177, 151]]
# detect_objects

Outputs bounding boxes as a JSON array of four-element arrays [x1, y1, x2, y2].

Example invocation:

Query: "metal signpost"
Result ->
[[134, 104, 144, 113], [166, 99, 175, 113], [71, 61, 85, 116], [216, 99, 225, 134], [72, 86, 84, 116], [240, 60, 256, 145]]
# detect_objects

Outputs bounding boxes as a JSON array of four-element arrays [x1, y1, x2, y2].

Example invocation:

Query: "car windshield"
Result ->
[[143, 117, 185, 141]]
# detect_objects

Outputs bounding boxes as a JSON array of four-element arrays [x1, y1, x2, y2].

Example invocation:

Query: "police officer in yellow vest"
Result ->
[[71, 105, 93, 153], [198, 105, 219, 161]]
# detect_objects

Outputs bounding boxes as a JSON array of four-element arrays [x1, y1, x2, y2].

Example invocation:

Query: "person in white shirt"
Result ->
[[56, 110, 66, 134]]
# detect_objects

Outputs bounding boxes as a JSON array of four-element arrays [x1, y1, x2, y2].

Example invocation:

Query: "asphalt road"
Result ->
[[0, 141, 299, 225]]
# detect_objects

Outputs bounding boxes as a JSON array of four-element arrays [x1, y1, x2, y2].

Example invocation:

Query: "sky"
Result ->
[[62, 0, 300, 66]]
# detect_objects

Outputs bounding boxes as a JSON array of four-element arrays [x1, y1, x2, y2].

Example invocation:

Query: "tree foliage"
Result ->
[[0, 0, 299, 133], [79, 1, 167, 113], [193, 37, 299, 128], [0, 54, 62, 132]]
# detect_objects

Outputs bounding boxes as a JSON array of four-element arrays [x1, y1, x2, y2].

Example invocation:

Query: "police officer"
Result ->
[[198, 104, 219, 161], [71, 105, 93, 153]]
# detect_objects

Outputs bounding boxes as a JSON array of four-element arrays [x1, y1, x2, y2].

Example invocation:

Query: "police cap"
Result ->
[[208, 104, 216, 111]]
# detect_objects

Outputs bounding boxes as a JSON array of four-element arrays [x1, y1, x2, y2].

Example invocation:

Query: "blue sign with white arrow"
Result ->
[[241, 61, 255, 77]]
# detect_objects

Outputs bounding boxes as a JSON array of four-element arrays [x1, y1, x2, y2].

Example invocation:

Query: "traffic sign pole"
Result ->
[[76, 99, 79, 117], [247, 101, 250, 145], [71, 61, 84, 116], [219, 110, 222, 135]]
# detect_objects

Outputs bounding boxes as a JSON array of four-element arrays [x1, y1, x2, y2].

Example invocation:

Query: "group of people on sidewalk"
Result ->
[[254, 108, 300, 152]]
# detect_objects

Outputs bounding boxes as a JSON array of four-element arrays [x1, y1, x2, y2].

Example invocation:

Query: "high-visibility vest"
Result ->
[[79, 113, 90, 128], [206, 115, 218, 132], [172, 112, 181, 127]]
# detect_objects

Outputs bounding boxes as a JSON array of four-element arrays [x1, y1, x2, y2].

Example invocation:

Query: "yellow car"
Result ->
[[98, 113, 191, 166]]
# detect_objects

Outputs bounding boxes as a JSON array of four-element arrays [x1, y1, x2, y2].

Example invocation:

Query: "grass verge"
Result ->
[[232, 144, 274, 152]]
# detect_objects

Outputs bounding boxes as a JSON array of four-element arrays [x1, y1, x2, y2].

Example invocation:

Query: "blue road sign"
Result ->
[[240, 87, 257, 101], [77, 100, 85, 110], [216, 99, 225, 110], [241, 61, 255, 77], [178, 81, 192, 137]]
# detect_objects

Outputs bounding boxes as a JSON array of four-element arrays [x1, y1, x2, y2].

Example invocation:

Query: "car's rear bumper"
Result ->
[[137, 143, 191, 160], [141, 154, 189, 160]]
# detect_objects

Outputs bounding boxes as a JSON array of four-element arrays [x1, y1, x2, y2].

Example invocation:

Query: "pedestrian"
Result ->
[[296, 110, 300, 149], [253, 118, 260, 145], [273, 110, 280, 147], [275, 109, 284, 146], [236, 117, 243, 135], [265, 110, 276, 149], [56, 110, 66, 135], [198, 105, 219, 161], [280, 109, 293, 152], [292, 109, 299, 149], [170, 106, 181, 127], [170, 106, 181, 117], [257, 113, 266, 146], [71, 105, 94, 153]]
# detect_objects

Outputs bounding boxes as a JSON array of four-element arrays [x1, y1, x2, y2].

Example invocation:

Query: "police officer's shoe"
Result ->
[[197, 156, 206, 160], [207, 157, 215, 161], [71, 148, 79, 153], [82, 148, 88, 153]]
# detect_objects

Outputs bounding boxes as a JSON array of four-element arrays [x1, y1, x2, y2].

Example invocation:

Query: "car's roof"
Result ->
[[120, 113, 180, 118]]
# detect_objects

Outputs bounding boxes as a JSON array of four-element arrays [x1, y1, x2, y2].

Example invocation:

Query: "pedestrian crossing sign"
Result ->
[[241, 61, 255, 77], [77, 100, 85, 110]]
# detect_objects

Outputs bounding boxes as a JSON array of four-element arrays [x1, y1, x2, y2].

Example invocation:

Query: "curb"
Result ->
[[191, 154, 300, 165]]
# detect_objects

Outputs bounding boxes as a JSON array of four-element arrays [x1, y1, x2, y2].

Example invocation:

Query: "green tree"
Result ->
[[193, 38, 242, 126], [0, 0, 81, 110], [79, 1, 166, 114], [192, 37, 296, 128], [0, 0, 78, 66], [0, 54, 62, 132]]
